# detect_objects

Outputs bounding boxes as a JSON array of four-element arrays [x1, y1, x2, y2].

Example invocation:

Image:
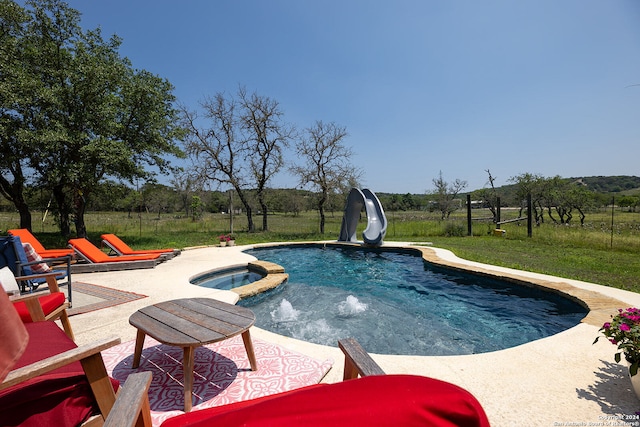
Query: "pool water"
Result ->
[[192, 268, 263, 290], [242, 245, 587, 356]]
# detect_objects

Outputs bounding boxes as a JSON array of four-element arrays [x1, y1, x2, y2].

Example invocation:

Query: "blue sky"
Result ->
[[60, 0, 640, 193]]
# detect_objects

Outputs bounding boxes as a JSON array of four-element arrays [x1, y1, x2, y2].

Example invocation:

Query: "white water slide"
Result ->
[[338, 188, 387, 246]]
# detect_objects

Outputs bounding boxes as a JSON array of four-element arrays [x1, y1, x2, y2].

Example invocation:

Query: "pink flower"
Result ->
[[620, 324, 631, 332], [603, 322, 611, 329]]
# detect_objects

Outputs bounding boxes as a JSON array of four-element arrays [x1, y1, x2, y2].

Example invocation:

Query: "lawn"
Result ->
[[2, 207, 639, 293]]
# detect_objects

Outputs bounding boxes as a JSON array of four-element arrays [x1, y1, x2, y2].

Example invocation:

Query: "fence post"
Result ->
[[527, 193, 532, 237], [467, 195, 472, 236], [496, 197, 501, 228]]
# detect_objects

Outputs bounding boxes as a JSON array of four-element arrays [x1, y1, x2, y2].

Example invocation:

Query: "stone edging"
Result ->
[[231, 260, 288, 299]]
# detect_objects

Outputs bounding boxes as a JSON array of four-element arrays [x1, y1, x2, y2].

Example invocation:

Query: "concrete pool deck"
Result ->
[[67, 243, 640, 426]]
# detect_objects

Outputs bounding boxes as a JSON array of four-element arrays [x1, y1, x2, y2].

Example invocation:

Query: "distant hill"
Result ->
[[569, 176, 640, 194], [462, 175, 640, 206], [477, 175, 640, 196]]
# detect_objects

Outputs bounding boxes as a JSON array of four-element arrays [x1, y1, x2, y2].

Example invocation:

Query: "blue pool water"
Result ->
[[192, 268, 263, 290], [242, 245, 587, 356]]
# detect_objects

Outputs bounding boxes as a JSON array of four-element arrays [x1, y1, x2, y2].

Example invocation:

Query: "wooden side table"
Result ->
[[129, 298, 257, 412]]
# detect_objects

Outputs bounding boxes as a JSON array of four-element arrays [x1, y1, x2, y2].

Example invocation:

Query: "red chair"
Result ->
[[0, 266, 74, 340], [105, 338, 491, 427], [0, 288, 121, 426]]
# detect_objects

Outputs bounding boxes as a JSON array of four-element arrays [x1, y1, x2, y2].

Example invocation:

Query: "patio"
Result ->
[[67, 243, 640, 426]]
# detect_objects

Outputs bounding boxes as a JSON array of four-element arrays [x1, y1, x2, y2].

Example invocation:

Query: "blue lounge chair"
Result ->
[[0, 236, 73, 304]]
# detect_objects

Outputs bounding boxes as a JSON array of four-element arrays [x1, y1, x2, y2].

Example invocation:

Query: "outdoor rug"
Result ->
[[102, 335, 334, 426], [67, 282, 147, 316]]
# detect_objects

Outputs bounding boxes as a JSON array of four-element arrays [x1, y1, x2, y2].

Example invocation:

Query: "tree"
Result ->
[[430, 171, 467, 220], [181, 93, 255, 231], [0, 0, 37, 229], [170, 170, 201, 217], [472, 169, 499, 224], [291, 121, 361, 234], [182, 88, 292, 232], [238, 88, 294, 231], [0, 0, 184, 237], [509, 172, 545, 225]]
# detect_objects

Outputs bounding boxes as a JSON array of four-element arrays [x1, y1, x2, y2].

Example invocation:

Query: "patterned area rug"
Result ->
[[67, 282, 147, 316], [102, 335, 334, 426]]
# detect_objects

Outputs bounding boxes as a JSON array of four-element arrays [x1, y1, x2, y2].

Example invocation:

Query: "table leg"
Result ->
[[183, 346, 195, 412], [241, 330, 258, 371], [132, 329, 146, 369]]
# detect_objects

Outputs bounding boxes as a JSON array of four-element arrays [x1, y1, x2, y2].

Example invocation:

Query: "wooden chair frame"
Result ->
[[10, 271, 74, 340]]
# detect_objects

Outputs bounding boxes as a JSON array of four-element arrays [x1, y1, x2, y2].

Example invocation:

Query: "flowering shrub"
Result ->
[[218, 235, 231, 242], [595, 308, 640, 376]]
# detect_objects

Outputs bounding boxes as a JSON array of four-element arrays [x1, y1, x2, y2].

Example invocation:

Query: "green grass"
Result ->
[[2, 208, 640, 293]]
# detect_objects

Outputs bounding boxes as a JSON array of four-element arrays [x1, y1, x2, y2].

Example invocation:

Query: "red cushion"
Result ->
[[0, 321, 119, 427], [13, 292, 66, 322], [161, 374, 490, 427]]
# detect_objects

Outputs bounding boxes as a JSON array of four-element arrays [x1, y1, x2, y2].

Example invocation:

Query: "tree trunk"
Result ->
[[73, 190, 88, 238], [10, 195, 32, 231], [546, 206, 558, 224], [318, 191, 327, 234], [0, 174, 32, 230], [258, 191, 268, 231], [577, 207, 586, 226], [319, 203, 325, 234], [53, 185, 72, 238], [18, 205, 32, 231], [235, 188, 254, 232], [260, 201, 268, 231]]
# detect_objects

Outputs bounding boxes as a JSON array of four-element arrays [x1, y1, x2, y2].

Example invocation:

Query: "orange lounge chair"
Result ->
[[8, 229, 75, 258], [68, 238, 163, 273], [100, 234, 180, 259]]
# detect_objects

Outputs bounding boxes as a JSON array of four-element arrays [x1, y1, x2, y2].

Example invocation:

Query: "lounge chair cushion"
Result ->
[[12, 292, 66, 323], [7, 228, 75, 258], [0, 321, 119, 427], [69, 238, 162, 263], [101, 233, 175, 255], [22, 242, 52, 273], [160, 374, 490, 427]]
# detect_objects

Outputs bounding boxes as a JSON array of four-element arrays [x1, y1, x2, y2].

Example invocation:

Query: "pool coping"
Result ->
[[412, 246, 627, 328], [231, 260, 289, 298]]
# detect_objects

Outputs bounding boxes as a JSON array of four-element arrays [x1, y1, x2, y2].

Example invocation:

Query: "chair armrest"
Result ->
[[0, 336, 120, 389], [15, 271, 61, 282], [8, 292, 48, 321], [19, 254, 70, 267], [103, 372, 153, 427], [338, 337, 385, 380], [15, 272, 61, 293]]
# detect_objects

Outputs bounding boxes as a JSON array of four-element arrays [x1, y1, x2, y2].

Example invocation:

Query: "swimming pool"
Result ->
[[241, 244, 588, 356], [192, 267, 264, 290]]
